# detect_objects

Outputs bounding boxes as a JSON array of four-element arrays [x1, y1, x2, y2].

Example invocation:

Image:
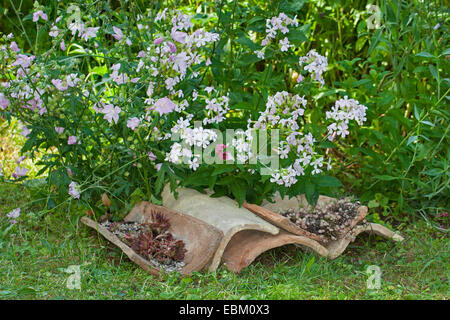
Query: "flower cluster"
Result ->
[[326, 96, 367, 140], [253, 13, 298, 59], [166, 126, 218, 170], [298, 50, 328, 86], [0, 6, 369, 208]]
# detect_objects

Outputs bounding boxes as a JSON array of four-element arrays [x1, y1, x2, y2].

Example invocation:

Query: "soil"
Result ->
[[279, 198, 366, 243], [101, 219, 186, 273]]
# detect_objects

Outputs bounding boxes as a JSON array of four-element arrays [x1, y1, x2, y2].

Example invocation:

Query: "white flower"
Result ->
[[254, 50, 265, 59], [299, 50, 328, 86], [49, 25, 59, 37], [280, 37, 292, 52]]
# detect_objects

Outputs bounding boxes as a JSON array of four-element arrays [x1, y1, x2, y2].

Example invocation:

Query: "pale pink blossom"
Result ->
[[52, 79, 68, 91], [14, 166, 28, 177], [153, 97, 176, 115], [112, 26, 123, 41], [148, 152, 157, 161], [33, 10, 48, 22], [21, 126, 31, 137], [102, 104, 122, 123], [49, 26, 59, 37], [167, 41, 177, 53], [154, 37, 164, 45], [0, 93, 10, 109], [68, 136, 78, 145], [55, 126, 65, 134], [10, 41, 19, 52], [7, 208, 21, 223], [126, 117, 140, 130], [68, 181, 80, 199], [171, 30, 187, 43], [80, 27, 99, 41], [16, 156, 26, 164]]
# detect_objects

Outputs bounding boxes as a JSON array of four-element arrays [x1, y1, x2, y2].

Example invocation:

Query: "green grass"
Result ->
[[0, 182, 448, 300]]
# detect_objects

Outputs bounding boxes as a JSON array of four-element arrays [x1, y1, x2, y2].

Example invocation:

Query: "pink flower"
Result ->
[[137, 51, 146, 58], [215, 144, 233, 160], [167, 41, 177, 53], [7, 208, 20, 223], [12, 54, 34, 69], [68, 181, 80, 199], [16, 156, 26, 164], [80, 27, 99, 41], [68, 136, 77, 145], [0, 93, 10, 109], [155, 163, 162, 171], [153, 97, 176, 115], [55, 126, 65, 134], [32, 10, 48, 22], [60, 40, 66, 51], [148, 151, 157, 161], [52, 79, 68, 91], [215, 144, 227, 154], [49, 26, 59, 37], [10, 41, 19, 52], [14, 166, 28, 177], [171, 30, 187, 43], [126, 117, 140, 130], [102, 104, 122, 123], [21, 126, 30, 137], [154, 37, 164, 45], [112, 26, 123, 41]]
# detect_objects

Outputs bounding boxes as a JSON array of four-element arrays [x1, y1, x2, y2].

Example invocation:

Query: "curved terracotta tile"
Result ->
[[81, 201, 223, 275], [162, 185, 279, 271], [221, 230, 329, 273], [326, 222, 405, 259]]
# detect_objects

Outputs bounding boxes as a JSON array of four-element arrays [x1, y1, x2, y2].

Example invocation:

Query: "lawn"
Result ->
[[1, 183, 448, 300]]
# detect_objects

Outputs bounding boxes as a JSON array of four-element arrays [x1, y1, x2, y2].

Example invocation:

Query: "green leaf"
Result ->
[[230, 180, 247, 206], [287, 29, 307, 45], [212, 165, 236, 176], [235, 36, 259, 50], [279, 0, 307, 12], [374, 175, 398, 181], [313, 175, 343, 187], [305, 180, 318, 206], [415, 51, 435, 59], [367, 200, 379, 208]]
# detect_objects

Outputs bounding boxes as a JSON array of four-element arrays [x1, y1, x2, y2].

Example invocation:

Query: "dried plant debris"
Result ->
[[279, 198, 367, 243], [101, 211, 186, 272]]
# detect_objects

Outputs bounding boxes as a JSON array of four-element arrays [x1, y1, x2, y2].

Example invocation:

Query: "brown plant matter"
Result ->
[[105, 210, 186, 265], [280, 198, 364, 243]]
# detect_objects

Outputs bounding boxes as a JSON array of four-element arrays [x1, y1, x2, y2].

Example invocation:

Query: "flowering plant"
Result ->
[[0, 2, 368, 215]]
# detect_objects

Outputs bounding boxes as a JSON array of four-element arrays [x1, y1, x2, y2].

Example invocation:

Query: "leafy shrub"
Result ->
[[0, 0, 448, 223]]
